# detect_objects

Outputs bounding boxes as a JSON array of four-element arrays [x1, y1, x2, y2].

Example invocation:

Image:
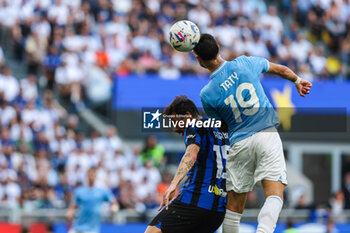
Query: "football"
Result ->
[[169, 20, 200, 52]]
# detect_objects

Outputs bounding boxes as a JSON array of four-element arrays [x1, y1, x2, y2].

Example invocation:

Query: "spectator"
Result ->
[[159, 62, 181, 80], [0, 101, 16, 127], [54, 59, 84, 104], [157, 172, 178, 204], [47, 0, 70, 26], [290, 34, 312, 63], [135, 176, 155, 210], [144, 160, 161, 190], [325, 1, 346, 52], [342, 172, 350, 209], [104, 150, 127, 172], [42, 45, 61, 90], [95, 42, 109, 70], [188, 4, 211, 29], [141, 135, 165, 167], [309, 47, 327, 76], [260, 6, 284, 36], [138, 50, 160, 73], [329, 190, 345, 222], [20, 75, 38, 101], [105, 126, 122, 152], [25, 31, 48, 75], [0, 67, 19, 102], [295, 194, 313, 210]]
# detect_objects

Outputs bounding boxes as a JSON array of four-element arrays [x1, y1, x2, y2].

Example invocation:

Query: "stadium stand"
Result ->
[[0, 78, 162, 211], [0, 0, 350, 232], [0, 0, 348, 105]]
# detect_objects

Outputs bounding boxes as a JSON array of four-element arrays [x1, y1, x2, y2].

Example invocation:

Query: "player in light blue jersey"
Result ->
[[66, 168, 119, 233], [193, 34, 312, 233]]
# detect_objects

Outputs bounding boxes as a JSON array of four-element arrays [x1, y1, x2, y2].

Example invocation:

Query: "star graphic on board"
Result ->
[[271, 85, 295, 131], [151, 109, 162, 122]]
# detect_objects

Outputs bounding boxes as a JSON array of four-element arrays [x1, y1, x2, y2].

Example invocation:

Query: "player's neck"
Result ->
[[207, 56, 225, 73]]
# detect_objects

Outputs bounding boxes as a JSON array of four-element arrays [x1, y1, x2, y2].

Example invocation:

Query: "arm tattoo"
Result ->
[[172, 145, 199, 185]]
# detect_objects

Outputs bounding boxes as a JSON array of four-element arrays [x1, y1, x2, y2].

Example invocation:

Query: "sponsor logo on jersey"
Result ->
[[208, 184, 227, 197], [213, 131, 229, 140]]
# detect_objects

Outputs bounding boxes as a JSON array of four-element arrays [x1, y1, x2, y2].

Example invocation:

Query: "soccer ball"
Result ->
[[169, 20, 200, 52]]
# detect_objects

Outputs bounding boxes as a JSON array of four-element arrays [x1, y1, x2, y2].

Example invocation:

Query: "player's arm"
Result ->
[[66, 203, 77, 223], [267, 62, 312, 97], [159, 144, 200, 210], [103, 189, 120, 215], [171, 144, 199, 186]]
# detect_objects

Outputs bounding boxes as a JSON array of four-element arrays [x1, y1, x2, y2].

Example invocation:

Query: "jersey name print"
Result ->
[[200, 56, 279, 144]]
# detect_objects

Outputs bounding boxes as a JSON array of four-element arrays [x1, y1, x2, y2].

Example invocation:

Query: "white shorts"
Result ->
[[226, 127, 287, 193]]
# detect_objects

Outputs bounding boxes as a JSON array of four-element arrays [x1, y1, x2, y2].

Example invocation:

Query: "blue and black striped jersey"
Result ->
[[176, 118, 229, 212]]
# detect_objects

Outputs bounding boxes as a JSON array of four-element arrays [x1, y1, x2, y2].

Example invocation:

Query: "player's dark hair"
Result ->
[[164, 95, 200, 117], [193, 33, 219, 61]]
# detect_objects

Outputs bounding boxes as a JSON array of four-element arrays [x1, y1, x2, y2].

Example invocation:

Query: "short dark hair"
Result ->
[[193, 34, 219, 61], [163, 95, 200, 117]]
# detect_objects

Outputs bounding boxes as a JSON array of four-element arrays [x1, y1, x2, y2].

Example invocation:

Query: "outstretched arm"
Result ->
[[268, 62, 312, 97], [110, 200, 120, 215], [159, 144, 200, 210]]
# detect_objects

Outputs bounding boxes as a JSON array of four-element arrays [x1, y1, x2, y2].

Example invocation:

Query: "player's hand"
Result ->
[[158, 183, 177, 211], [110, 203, 120, 215], [296, 79, 312, 97]]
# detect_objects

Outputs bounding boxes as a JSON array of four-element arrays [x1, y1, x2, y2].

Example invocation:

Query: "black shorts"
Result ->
[[149, 200, 225, 233]]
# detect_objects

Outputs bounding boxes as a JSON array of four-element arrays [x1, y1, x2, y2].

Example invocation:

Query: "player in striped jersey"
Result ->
[[145, 95, 229, 233]]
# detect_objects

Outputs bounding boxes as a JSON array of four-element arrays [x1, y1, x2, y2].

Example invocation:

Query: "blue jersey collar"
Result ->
[[210, 61, 227, 79]]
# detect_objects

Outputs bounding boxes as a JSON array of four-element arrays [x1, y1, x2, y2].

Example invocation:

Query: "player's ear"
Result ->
[[193, 51, 200, 61], [185, 111, 192, 118], [194, 54, 200, 63], [214, 37, 220, 51], [195, 56, 206, 68]]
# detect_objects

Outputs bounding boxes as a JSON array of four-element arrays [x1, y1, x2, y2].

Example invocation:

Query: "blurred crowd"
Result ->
[[0, 65, 168, 212], [0, 0, 348, 100]]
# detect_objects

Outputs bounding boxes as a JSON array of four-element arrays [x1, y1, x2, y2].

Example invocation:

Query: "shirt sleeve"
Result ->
[[104, 189, 115, 202], [184, 127, 202, 148], [201, 97, 222, 120], [71, 189, 79, 205], [247, 56, 270, 74]]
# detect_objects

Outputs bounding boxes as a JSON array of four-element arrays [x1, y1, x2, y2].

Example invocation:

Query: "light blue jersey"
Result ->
[[200, 56, 279, 144], [72, 186, 114, 233]]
